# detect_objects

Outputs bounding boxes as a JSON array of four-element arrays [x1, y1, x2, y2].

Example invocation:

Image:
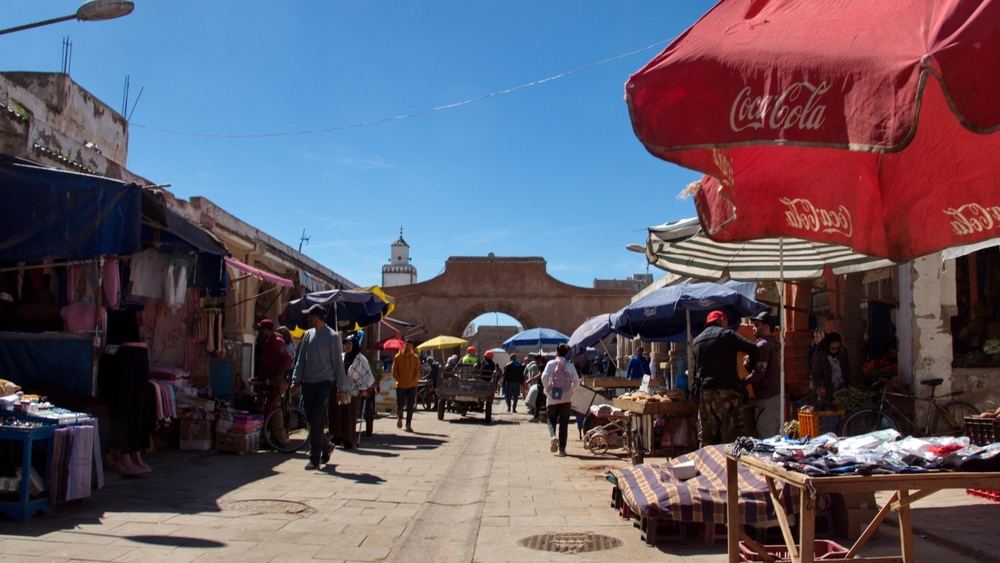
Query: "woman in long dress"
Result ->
[[329, 333, 374, 449]]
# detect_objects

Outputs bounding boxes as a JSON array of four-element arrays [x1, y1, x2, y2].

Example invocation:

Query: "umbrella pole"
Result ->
[[685, 308, 693, 393], [779, 237, 786, 430]]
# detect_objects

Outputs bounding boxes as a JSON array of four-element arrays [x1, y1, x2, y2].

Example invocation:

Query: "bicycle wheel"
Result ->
[[931, 401, 979, 437], [420, 388, 435, 412], [263, 405, 309, 453], [840, 408, 898, 437]]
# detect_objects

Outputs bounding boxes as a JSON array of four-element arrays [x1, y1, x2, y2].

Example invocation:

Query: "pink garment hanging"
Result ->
[[103, 258, 120, 308]]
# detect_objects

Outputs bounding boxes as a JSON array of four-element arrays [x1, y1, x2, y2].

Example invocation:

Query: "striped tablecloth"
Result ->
[[609, 445, 797, 524]]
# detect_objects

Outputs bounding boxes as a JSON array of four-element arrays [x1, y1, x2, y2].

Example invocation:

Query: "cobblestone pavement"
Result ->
[[0, 400, 988, 562]]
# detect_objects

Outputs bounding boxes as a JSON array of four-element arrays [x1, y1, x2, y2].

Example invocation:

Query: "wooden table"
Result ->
[[613, 398, 697, 463], [726, 453, 1000, 563]]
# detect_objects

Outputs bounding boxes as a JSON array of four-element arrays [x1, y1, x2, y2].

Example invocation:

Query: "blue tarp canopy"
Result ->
[[141, 189, 229, 292], [0, 155, 141, 262], [0, 336, 92, 397], [611, 281, 767, 342]]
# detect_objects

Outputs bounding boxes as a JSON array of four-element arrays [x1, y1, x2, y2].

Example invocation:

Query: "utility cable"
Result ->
[[130, 39, 669, 139]]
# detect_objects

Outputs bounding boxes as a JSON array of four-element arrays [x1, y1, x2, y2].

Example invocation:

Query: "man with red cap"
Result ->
[[254, 319, 293, 447], [691, 310, 760, 447]]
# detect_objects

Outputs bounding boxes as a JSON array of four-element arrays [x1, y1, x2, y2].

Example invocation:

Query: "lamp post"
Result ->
[[0, 1, 134, 36]]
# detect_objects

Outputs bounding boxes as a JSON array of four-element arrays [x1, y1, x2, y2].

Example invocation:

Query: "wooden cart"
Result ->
[[436, 366, 497, 424], [613, 397, 698, 464], [726, 453, 1000, 563]]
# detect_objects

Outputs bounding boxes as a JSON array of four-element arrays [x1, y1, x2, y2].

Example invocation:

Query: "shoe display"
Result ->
[[550, 438, 558, 453]]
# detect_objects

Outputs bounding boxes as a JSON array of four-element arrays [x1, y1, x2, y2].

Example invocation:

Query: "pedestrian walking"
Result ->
[[290, 304, 347, 470], [743, 311, 782, 439], [541, 343, 580, 457], [691, 310, 759, 447], [525, 355, 544, 422], [329, 333, 375, 450], [501, 354, 524, 412], [392, 339, 422, 432]]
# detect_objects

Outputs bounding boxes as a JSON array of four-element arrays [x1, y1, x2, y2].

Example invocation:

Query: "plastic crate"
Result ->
[[966, 489, 1000, 502], [739, 540, 848, 561], [798, 409, 845, 438], [964, 417, 1000, 447]]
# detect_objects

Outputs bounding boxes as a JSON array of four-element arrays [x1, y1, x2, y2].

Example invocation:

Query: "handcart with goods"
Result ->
[[584, 414, 629, 455], [436, 366, 498, 424], [613, 391, 698, 464]]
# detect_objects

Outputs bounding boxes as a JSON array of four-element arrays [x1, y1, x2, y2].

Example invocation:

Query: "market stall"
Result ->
[[607, 445, 798, 547], [726, 454, 1000, 563], [725, 431, 1000, 563], [613, 393, 697, 463]]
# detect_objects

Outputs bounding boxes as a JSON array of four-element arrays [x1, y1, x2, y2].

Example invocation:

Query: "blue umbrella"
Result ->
[[501, 327, 569, 353], [611, 281, 767, 342], [567, 314, 613, 360], [280, 289, 392, 331]]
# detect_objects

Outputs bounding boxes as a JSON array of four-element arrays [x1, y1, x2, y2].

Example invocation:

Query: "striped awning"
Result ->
[[638, 218, 896, 281]]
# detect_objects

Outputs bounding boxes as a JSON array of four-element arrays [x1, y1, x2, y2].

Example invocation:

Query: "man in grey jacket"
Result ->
[[291, 304, 347, 470]]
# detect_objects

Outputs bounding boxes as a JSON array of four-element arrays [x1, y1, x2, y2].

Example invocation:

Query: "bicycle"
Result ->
[[251, 380, 309, 452], [840, 377, 980, 437]]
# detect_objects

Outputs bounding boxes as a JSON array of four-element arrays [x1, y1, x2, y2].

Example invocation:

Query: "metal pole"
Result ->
[[0, 14, 75, 36], [779, 238, 786, 429], [685, 308, 694, 394]]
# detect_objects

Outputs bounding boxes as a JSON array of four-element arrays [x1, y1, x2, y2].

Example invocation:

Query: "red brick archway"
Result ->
[[388, 256, 637, 346]]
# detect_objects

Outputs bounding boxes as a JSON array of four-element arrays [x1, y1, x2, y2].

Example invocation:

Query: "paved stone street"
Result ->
[[0, 400, 989, 562]]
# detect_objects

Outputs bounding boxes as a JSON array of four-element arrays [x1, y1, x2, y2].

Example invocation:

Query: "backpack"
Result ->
[[546, 359, 575, 401]]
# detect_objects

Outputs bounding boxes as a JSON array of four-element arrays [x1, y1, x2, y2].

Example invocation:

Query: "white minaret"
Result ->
[[381, 227, 417, 287]]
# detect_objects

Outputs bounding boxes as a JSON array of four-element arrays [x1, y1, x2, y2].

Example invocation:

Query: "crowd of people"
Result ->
[[255, 304, 873, 466]]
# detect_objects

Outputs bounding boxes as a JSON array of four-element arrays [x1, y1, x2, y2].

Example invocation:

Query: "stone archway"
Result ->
[[450, 300, 535, 338], [386, 256, 637, 346]]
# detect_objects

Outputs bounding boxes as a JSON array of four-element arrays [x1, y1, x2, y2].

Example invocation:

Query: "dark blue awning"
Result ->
[[0, 155, 141, 261]]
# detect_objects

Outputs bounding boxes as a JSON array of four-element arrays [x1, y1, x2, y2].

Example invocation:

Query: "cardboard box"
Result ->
[[179, 419, 213, 451], [833, 507, 880, 541], [831, 492, 877, 511], [215, 431, 259, 453]]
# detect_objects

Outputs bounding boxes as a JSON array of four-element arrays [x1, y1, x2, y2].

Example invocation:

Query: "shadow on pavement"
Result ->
[[321, 465, 386, 485]]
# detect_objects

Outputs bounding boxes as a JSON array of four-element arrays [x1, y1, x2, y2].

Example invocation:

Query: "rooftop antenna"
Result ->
[[61, 36, 72, 75], [298, 229, 310, 253], [121, 75, 129, 116]]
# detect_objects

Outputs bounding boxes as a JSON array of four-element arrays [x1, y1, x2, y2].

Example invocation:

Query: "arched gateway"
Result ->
[[388, 256, 638, 344]]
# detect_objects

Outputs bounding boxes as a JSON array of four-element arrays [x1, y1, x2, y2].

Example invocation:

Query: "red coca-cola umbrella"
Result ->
[[373, 338, 406, 352], [626, 0, 1000, 262]]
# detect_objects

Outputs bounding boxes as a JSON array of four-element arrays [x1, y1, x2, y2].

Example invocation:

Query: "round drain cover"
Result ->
[[218, 499, 311, 515], [518, 532, 622, 554]]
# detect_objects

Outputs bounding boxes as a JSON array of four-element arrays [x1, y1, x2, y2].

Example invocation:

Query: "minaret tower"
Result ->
[[381, 226, 417, 287]]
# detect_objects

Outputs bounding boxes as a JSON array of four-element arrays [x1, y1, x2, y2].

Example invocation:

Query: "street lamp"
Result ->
[[0, 1, 134, 36]]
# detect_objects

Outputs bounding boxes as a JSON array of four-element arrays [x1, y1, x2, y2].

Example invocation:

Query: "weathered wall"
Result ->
[[390, 256, 636, 342], [0, 72, 136, 179]]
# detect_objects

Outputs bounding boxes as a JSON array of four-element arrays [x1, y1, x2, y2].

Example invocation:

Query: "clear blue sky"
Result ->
[[0, 1, 716, 294]]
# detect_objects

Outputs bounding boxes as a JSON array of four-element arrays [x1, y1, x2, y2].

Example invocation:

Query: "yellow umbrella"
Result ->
[[416, 335, 468, 351], [348, 285, 395, 330]]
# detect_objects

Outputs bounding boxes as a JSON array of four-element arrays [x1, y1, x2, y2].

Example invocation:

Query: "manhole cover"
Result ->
[[218, 499, 312, 515], [518, 532, 622, 554]]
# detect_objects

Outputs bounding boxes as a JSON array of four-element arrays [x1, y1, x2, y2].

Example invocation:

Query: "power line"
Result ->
[[130, 39, 669, 139]]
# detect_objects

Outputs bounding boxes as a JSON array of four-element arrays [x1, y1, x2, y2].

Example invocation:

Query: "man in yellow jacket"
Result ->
[[392, 339, 422, 432]]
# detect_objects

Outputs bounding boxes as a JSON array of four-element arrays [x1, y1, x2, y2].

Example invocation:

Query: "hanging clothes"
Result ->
[[103, 258, 120, 309], [164, 257, 189, 313], [129, 250, 164, 299]]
